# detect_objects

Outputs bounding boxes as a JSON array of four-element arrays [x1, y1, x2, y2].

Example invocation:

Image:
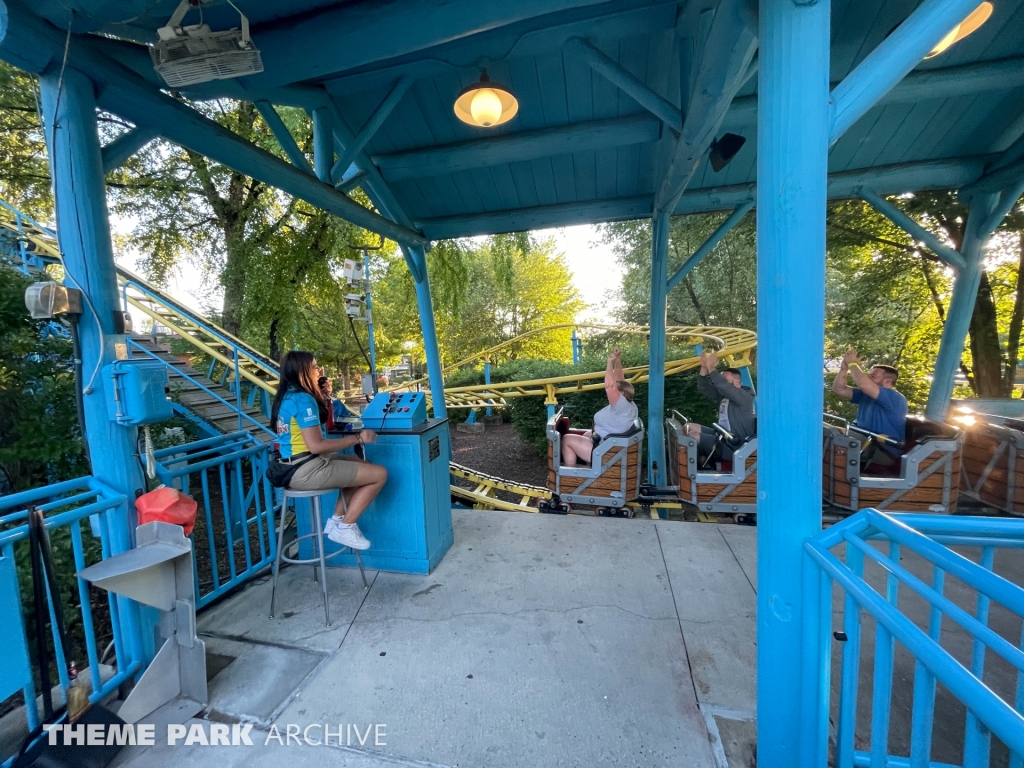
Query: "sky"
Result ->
[[113, 215, 624, 327]]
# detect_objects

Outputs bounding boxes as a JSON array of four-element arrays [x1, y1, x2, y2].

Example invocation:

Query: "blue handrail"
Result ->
[[127, 338, 273, 436], [803, 510, 1024, 767], [0, 477, 143, 759], [152, 432, 278, 608]]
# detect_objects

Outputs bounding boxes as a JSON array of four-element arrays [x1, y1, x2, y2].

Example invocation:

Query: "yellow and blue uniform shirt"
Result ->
[[275, 391, 325, 458]]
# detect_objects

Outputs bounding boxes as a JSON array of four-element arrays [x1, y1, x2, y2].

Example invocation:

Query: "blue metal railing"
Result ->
[[126, 338, 274, 437], [0, 478, 143, 763], [151, 432, 278, 609], [803, 510, 1024, 767]]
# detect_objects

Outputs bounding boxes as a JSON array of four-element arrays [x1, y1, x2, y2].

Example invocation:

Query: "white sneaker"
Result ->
[[328, 522, 371, 551], [323, 516, 342, 538]]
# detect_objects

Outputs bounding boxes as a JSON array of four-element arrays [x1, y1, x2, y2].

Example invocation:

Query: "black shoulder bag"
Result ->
[[266, 452, 317, 489]]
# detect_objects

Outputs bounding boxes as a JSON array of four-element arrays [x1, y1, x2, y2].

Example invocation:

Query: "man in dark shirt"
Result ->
[[831, 349, 908, 470], [685, 349, 756, 463]]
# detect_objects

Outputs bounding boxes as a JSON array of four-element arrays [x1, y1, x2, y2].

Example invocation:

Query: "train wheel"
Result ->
[[736, 514, 756, 526], [595, 507, 608, 517]]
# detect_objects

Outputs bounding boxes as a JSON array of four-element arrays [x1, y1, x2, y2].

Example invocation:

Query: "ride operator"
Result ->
[[686, 349, 756, 463], [831, 349, 908, 471]]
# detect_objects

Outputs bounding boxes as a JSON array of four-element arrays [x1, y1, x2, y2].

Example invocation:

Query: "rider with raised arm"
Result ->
[[831, 349, 908, 470], [560, 349, 638, 466], [685, 349, 756, 463]]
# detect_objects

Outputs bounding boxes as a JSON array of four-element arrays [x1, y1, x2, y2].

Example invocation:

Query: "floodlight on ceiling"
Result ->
[[151, 0, 263, 88], [924, 1, 993, 58], [709, 133, 746, 173], [454, 71, 519, 128]]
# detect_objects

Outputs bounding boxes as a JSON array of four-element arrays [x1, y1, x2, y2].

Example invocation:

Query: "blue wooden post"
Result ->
[[403, 245, 448, 421], [925, 193, 1000, 419], [40, 66, 148, 662], [757, 0, 831, 765], [312, 107, 333, 183], [484, 361, 493, 417], [647, 212, 670, 486]]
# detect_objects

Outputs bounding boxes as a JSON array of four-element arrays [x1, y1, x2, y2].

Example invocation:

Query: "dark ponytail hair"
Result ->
[[270, 351, 326, 429]]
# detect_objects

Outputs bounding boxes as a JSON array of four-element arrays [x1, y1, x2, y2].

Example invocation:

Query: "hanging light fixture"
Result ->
[[454, 71, 518, 128], [924, 1, 993, 58]]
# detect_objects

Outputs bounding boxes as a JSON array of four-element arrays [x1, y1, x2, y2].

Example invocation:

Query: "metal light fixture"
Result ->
[[454, 71, 518, 128], [924, 1, 993, 58], [709, 133, 746, 173]]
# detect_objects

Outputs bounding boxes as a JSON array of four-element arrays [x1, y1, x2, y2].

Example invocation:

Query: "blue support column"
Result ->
[[757, 1, 831, 766], [571, 330, 580, 366], [925, 193, 1000, 419], [40, 67, 147, 661], [738, 365, 753, 390], [364, 251, 379, 395], [647, 212, 670, 487], [484, 361, 493, 417], [312, 107, 334, 183], [402, 245, 448, 422]]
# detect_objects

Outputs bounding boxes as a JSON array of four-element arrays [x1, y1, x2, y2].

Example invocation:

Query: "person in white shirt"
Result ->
[[560, 349, 639, 466]]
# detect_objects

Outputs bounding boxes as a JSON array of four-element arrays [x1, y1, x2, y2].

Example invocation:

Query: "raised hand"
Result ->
[[842, 349, 860, 367], [707, 350, 719, 369]]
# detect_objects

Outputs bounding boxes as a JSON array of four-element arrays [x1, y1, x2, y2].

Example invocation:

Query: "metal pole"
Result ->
[[402, 245, 448, 422], [40, 65, 148, 662], [312, 107, 333, 183], [363, 251, 379, 395], [925, 193, 1000, 419], [571, 329, 580, 366], [647, 212, 670, 487], [757, 0, 831, 765], [234, 347, 243, 432], [484, 361, 492, 417]]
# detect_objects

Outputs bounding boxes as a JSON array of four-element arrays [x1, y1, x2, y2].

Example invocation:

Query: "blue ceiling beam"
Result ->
[[419, 156, 989, 239], [567, 37, 682, 132], [725, 55, 1024, 130], [101, 126, 157, 173], [253, 101, 315, 176], [830, 0, 983, 143], [374, 115, 662, 182], [960, 133, 1024, 197], [331, 76, 413, 184], [653, 0, 758, 216], [0, 11, 427, 248], [860, 189, 966, 271], [229, 0, 638, 92], [312, 108, 334, 183], [666, 201, 753, 290], [337, 169, 369, 194]]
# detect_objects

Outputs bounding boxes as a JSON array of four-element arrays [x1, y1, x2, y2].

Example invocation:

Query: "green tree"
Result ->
[[599, 212, 757, 329], [0, 271, 85, 492]]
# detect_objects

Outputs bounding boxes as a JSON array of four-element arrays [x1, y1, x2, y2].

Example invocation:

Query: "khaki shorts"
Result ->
[[287, 454, 360, 491]]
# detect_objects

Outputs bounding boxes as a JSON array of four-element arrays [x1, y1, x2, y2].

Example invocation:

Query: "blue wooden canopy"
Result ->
[[3, 3, 1024, 767], [7, 0, 1024, 241]]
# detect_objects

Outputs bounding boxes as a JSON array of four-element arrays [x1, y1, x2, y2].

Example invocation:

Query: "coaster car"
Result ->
[[822, 414, 962, 514], [955, 415, 1024, 516], [665, 414, 757, 522], [544, 408, 644, 514]]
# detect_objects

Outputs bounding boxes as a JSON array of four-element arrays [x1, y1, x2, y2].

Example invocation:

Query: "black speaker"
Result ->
[[709, 133, 747, 172]]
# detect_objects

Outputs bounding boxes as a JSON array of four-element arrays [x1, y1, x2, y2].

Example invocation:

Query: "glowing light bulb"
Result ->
[[925, 2, 993, 58], [470, 88, 503, 127]]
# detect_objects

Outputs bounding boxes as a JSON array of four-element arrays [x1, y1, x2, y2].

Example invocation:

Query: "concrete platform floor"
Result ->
[[111, 511, 758, 768]]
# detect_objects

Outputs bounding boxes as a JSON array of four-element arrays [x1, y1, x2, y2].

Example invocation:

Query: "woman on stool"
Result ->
[[271, 351, 387, 551]]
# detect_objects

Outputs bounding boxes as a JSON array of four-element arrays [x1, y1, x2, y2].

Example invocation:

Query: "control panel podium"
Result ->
[[296, 418, 453, 574]]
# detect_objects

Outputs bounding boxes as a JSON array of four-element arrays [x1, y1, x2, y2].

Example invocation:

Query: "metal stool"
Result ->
[[270, 488, 368, 626]]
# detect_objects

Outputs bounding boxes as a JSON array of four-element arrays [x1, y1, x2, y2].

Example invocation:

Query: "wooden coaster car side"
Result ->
[[822, 416, 962, 514], [546, 410, 644, 509], [666, 417, 757, 517]]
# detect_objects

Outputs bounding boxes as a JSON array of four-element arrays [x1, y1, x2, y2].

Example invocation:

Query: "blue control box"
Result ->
[[361, 391, 427, 430], [102, 360, 173, 425], [295, 419, 453, 574]]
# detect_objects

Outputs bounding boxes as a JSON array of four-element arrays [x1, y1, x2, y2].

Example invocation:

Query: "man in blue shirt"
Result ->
[[831, 349, 908, 471]]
